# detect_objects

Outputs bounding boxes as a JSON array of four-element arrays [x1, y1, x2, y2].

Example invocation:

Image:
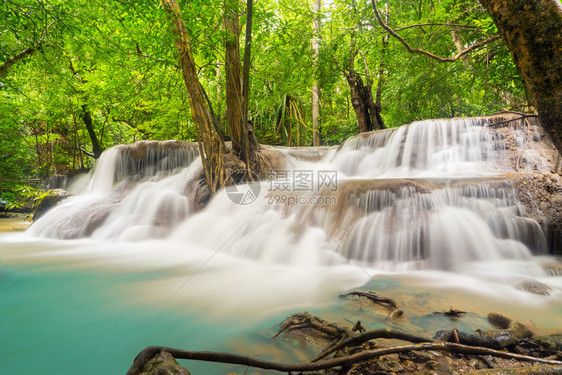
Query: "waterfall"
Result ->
[[28, 141, 200, 240], [28, 118, 553, 273]]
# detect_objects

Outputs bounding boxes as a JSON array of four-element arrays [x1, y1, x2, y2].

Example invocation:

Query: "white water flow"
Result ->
[[9, 118, 562, 317]]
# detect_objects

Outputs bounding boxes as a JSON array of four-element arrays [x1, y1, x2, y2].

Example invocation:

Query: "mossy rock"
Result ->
[[534, 334, 562, 351], [139, 351, 191, 375], [33, 189, 72, 221]]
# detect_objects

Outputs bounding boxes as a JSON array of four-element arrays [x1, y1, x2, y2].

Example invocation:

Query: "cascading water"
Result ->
[[2, 117, 561, 375], [26, 118, 554, 267]]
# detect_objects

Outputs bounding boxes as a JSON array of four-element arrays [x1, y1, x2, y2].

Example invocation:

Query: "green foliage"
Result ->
[[3, 185, 48, 211], [0, 0, 532, 178]]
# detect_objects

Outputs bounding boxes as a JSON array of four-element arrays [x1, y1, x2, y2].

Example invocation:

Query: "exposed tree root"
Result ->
[[433, 306, 467, 317], [435, 329, 518, 349], [127, 342, 562, 375], [312, 328, 433, 362], [273, 312, 352, 340], [340, 290, 404, 319]]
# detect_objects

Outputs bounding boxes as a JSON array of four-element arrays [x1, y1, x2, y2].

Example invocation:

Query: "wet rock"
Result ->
[[534, 334, 562, 352], [512, 173, 562, 254], [33, 189, 72, 221], [469, 358, 493, 369], [488, 312, 535, 339], [426, 356, 452, 374], [400, 350, 436, 363], [273, 312, 351, 348], [375, 355, 404, 372], [540, 261, 562, 276], [516, 279, 553, 296], [138, 351, 190, 375]]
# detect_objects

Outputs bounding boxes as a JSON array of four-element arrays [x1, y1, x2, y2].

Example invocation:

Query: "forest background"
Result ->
[[0, 0, 533, 206]]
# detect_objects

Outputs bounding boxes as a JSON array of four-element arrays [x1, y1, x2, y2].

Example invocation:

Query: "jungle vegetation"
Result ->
[[1, 0, 559, 203]]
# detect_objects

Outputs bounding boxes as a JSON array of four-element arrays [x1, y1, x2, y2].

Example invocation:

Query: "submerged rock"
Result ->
[[516, 279, 553, 296]]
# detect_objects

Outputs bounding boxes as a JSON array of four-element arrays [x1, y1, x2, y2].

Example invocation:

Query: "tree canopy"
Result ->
[[1, 0, 551, 202]]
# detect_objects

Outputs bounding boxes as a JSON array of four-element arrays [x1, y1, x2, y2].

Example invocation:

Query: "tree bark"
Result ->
[[161, 0, 226, 193], [479, 0, 562, 153]]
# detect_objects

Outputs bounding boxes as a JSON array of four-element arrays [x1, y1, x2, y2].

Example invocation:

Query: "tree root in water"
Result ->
[[433, 306, 467, 317], [312, 328, 433, 362], [126, 342, 562, 375], [127, 311, 561, 374], [272, 312, 352, 341], [340, 290, 404, 319]]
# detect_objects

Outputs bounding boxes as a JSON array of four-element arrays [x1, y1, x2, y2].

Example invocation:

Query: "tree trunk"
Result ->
[[225, 0, 247, 159], [81, 105, 103, 159], [312, 0, 321, 146], [361, 54, 385, 130], [161, 0, 226, 193], [225, 0, 262, 174], [345, 69, 384, 133], [241, 0, 261, 155], [479, 0, 562, 152], [241, 0, 252, 131]]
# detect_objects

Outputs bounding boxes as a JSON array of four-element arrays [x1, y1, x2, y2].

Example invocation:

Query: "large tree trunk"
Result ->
[[161, 0, 226, 193], [225, 0, 263, 175], [479, 0, 562, 152]]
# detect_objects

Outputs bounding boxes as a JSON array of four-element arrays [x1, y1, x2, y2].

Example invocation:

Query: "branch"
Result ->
[[79, 147, 95, 158], [370, 0, 500, 63], [134, 42, 175, 66], [492, 110, 538, 118], [394, 22, 479, 32], [127, 343, 562, 375], [0, 48, 36, 78], [488, 111, 539, 127]]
